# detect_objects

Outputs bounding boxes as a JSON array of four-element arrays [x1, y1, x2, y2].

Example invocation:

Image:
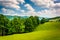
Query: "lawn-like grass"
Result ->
[[0, 22, 60, 40]]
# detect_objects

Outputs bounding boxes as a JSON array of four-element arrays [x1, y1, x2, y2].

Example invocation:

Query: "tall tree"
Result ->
[[24, 16, 40, 32], [8, 16, 25, 34], [0, 14, 9, 35]]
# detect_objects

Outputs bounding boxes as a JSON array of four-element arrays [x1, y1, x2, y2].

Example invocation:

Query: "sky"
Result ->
[[0, 0, 60, 18]]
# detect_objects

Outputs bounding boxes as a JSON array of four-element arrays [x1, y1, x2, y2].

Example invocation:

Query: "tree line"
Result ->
[[0, 14, 47, 36]]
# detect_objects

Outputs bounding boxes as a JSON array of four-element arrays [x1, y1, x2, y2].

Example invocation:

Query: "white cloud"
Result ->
[[37, 9, 57, 18], [54, 3, 60, 9], [1, 8, 60, 17], [0, 0, 25, 9], [1, 8, 26, 16], [0, 0, 26, 16], [21, 10, 25, 13], [25, 11, 37, 16], [1, 0, 60, 18], [30, 0, 60, 17], [21, 8, 60, 18], [31, 0, 55, 8], [1, 8, 7, 13], [2, 8, 16, 14], [17, 0, 25, 4], [25, 4, 35, 11], [31, 0, 60, 8], [55, 9, 60, 16]]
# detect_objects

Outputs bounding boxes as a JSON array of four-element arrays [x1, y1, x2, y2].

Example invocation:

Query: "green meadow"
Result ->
[[35, 22, 60, 31], [0, 22, 60, 40]]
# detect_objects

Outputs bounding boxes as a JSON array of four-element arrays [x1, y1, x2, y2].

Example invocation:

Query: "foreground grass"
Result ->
[[0, 30, 60, 40], [0, 22, 60, 40]]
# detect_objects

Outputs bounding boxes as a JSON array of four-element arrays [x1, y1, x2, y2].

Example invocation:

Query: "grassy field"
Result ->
[[35, 22, 60, 31], [0, 22, 60, 40]]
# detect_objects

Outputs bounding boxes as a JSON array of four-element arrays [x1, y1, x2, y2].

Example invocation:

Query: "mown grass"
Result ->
[[0, 22, 60, 40]]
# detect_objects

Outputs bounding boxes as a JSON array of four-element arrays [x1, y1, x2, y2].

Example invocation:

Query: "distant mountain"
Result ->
[[5, 15, 14, 20], [48, 16, 60, 20], [5, 15, 60, 21], [52, 16, 60, 19], [45, 16, 60, 22], [5, 15, 29, 20]]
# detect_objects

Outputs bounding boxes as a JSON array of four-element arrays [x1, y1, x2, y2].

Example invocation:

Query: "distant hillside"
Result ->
[[4, 15, 60, 21], [5, 15, 29, 20], [5, 15, 45, 20], [48, 16, 60, 20], [35, 22, 60, 31], [5, 15, 14, 20]]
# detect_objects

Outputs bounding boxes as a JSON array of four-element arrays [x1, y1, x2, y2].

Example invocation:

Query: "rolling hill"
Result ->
[[0, 22, 60, 40], [35, 22, 60, 31]]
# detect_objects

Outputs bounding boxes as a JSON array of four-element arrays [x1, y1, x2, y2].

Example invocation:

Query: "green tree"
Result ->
[[24, 16, 40, 32], [0, 14, 9, 35], [8, 16, 25, 34], [41, 18, 46, 24], [24, 18, 33, 32]]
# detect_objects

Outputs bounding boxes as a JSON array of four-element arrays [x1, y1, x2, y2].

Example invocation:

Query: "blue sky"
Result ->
[[0, 0, 60, 18]]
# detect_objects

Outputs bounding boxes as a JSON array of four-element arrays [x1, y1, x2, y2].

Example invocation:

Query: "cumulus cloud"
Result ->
[[24, 11, 37, 16], [1, 8, 36, 16], [20, 10, 25, 13], [54, 3, 60, 9], [0, 0, 26, 16], [31, 0, 55, 8], [25, 4, 35, 11], [1, 8, 26, 16], [0, 0, 60, 18], [31, 0, 60, 8], [30, 0, 60, 17], [0, 0, 25, 9], [24, 4, 37, 16], [37, 9, 57, 18], [1, 7, 60, 18], [22, 9, 56, 18], [18, 0, 25, 4], [24, 9, 60, 18], [1, 8, 16, 14], [1, 8, 7, 13]]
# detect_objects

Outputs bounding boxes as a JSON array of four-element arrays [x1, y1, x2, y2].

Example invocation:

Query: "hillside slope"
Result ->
[[35, 22, 60, 31], [0, 22, 60, 40], [0, 30, 60, 40]]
